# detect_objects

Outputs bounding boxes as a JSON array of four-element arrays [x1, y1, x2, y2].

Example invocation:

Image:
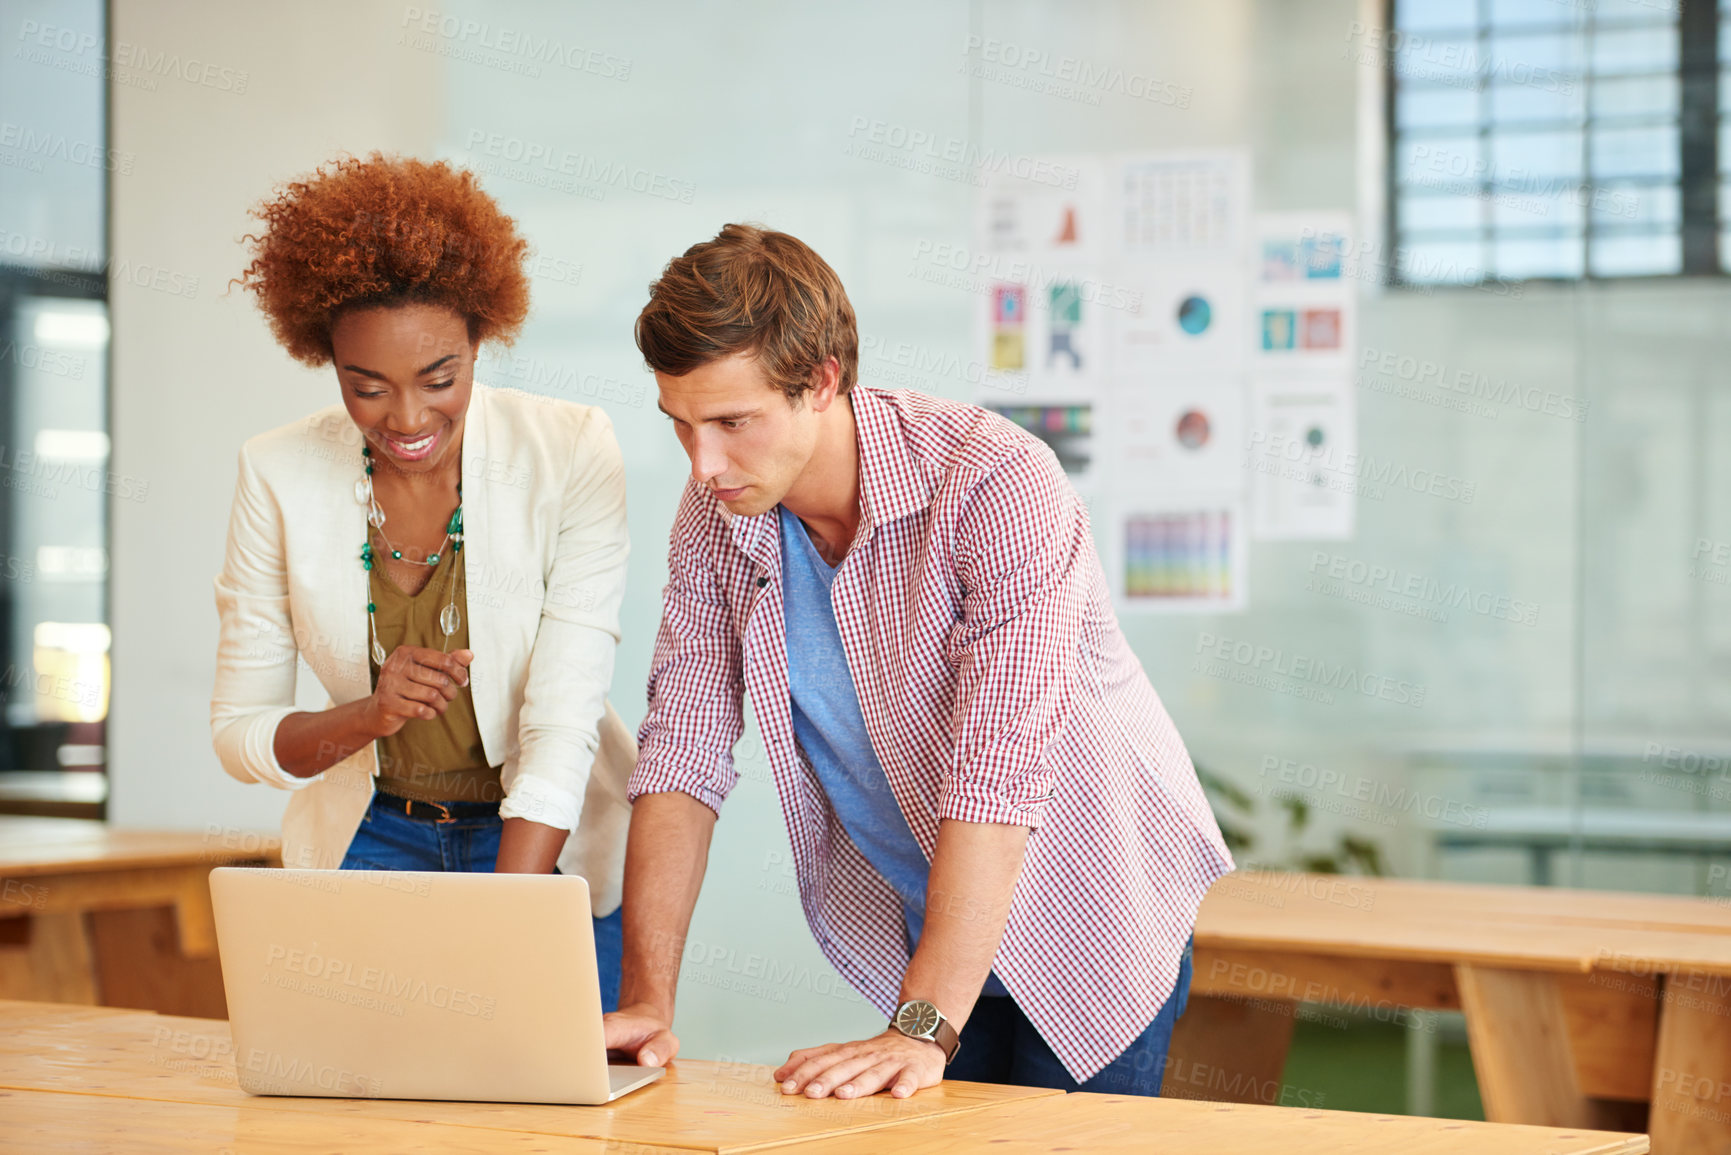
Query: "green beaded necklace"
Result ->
[[357, 445, 465, 664]]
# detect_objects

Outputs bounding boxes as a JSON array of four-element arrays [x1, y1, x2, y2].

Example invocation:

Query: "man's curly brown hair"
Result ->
[[237, 153, 530, 366]]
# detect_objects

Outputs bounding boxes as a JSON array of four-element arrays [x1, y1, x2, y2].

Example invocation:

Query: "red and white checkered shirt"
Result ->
[[629, 386, 1234, 1081]]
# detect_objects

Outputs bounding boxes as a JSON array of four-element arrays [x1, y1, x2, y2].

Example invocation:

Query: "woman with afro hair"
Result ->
[[211, 153, 632, 1006]]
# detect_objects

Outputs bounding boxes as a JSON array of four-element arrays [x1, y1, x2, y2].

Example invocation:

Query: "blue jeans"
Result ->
[[945, 937, 1192, 1096], [338, 791, 624, 1012]]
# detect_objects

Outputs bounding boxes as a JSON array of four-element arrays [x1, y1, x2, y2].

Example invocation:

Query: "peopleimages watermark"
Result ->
[[0, 662, 101, 712], [1228, 868, 1377, 913], [1325, 232, 1524, 298], [859, 334, 1027, 396], [149, 1026, 383, 1096], [677, 934, 865, 1006], [1692, 538, 1731, 587], [0, 444, 151, 504], [462, 130, 695, 203], [264, 943, 497, 1020], [844, 116, 1080, 190], [14, 19, 250, 94], [2, 876, 48, 911], [1193, 632, 1427, 709], [958, 36, 1192, 110], [1591, 952, 1731, 1032], [1343, 21, 1576, 94], [344, 210, 582, 288], [0, 339, 85, 380], [1638, 741, 1731, 804], [1305, 550, 1540, 628], [1162, 1056, 1326, 1109], [1655, 1065, 1731, 1126], [1259, 755, 1489, 829], [1245, 429, 1476, 506], [1199, 953, 1450, 1038], [1710, 865, 1731, 910], [1402, 148, 1638, 222], [1358, 346, 1588, 423], [0, 230, 198, 299], [908, 240, 1143, 313], [399, 8, 631, 80], [0, 121, 132, 174], [477, 348, 651, 409]]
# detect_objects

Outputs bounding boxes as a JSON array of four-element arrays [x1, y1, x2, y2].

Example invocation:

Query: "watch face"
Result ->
[[896, 1000, 940, 1038]]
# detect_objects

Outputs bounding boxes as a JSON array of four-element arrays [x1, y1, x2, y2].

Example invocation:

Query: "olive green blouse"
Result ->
[[367, 547, 503, 805]]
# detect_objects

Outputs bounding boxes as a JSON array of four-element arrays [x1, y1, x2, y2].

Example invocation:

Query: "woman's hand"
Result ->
[[366, 646, 474, 736]]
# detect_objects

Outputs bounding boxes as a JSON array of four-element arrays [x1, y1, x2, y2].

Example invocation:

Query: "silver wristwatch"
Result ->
[[891, 998, 960, 1064]]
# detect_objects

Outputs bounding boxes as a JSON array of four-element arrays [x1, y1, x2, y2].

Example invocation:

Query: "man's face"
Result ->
[[656, 352, 822, 517]]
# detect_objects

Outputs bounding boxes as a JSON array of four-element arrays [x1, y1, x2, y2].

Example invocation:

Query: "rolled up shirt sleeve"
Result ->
[[628, 487, 744, 817], [210, 443, 318, 792], [941, 445, 1089, 830], [500, 407, 630, 831]]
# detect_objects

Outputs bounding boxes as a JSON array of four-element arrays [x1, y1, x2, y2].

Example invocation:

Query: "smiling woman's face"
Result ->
[[330, 302, 476, 477]]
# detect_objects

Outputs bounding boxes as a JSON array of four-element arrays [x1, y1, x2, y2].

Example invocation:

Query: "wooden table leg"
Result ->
[[1161, 994, 1299, 1106], [87, 906, 229, 1019], [1648, 971, 1731, 1155], [1455, 964, 1593, 1128], [0, 911, 98, 1004]]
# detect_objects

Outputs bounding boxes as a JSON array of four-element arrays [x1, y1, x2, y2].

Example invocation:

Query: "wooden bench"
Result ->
[[1174, 871, 1731, 1155]]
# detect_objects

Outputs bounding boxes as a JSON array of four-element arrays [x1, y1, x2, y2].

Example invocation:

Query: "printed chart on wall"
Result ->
[[1248, 212, 1358, 541], [975, 149, 1295, 613], [974, 156, 1107, 496], [1254, 212, 1353, 369], [1248, 379, 1356, 540], [1105, 152, 1252, 612], [1119, 505, 1247, 612]]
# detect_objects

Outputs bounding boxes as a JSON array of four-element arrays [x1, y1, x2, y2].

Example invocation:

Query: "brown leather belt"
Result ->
[[372, 787, 501, 824]]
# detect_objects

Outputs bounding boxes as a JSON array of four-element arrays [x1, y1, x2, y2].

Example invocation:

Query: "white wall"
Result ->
[[108, 0, 441, 833]]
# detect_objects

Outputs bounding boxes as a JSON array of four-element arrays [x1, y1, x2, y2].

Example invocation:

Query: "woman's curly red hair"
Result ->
[[237, 153, 529, 366]]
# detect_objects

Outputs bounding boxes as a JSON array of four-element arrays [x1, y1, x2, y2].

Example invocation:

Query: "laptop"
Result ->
[[209, 866, 664, 1104]]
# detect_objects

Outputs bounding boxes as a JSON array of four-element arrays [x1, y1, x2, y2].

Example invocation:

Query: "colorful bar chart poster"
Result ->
[[1118, 504, 1246, 612]]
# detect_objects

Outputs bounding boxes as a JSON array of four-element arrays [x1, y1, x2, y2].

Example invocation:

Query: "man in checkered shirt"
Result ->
[[603, 224, 1233, 1101]]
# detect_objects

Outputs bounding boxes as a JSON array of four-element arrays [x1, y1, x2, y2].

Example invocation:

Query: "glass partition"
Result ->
[[0, 0, 111, 816]]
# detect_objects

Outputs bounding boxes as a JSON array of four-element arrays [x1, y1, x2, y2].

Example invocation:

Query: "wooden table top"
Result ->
[[1196, 871, 1731, 976], [0, 1000, 1057, 1154], [0, 1001, 1648, 1154], [0, 1086, 684, 1154], [0, 817, 278, 876], [774, 1093, 1648, 1154]]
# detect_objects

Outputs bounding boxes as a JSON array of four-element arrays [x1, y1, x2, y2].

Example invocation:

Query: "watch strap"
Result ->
[[931, 1015, 960, 1064]]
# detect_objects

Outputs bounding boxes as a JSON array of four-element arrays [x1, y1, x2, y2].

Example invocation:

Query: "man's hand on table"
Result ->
[[774, 1028, 945, 1099], [603, 1003, 680, 1067]]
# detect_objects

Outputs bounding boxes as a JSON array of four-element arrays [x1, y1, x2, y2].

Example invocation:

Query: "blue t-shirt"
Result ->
[[778, 505, 1008, 998]]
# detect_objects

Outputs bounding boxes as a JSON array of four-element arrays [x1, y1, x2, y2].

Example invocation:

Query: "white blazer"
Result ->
[[210, 383, 634, 915]]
